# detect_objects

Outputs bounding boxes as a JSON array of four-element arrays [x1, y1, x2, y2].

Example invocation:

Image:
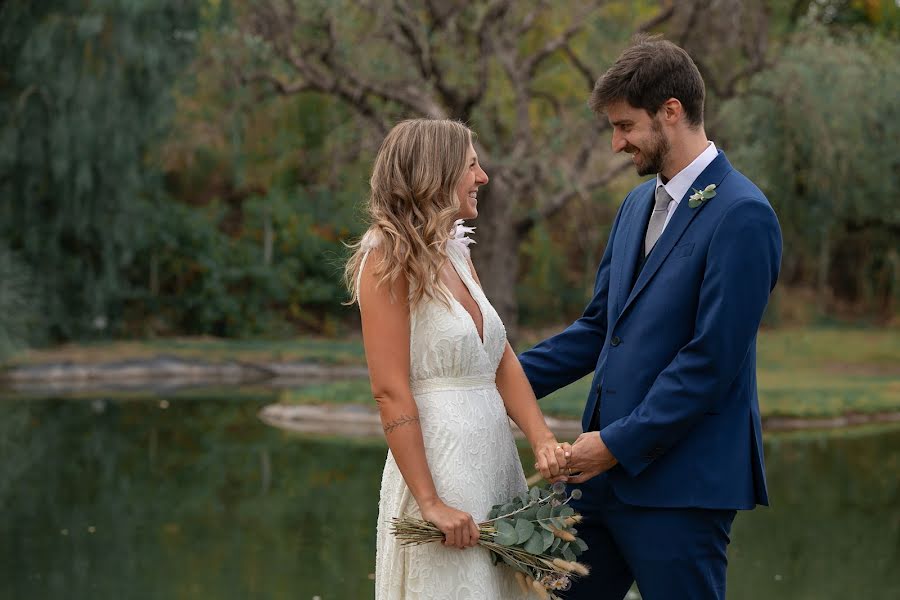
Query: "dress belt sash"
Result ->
[[410, 374, 496, 395]]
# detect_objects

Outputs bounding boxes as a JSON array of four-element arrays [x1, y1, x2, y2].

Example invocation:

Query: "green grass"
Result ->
[[5, 327, 898, 421], [276, 380, 373, 406], [276, 327, 900, 420], [3, 337, 366, 367]]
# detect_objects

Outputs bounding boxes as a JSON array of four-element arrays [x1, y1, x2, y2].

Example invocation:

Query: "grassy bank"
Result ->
[[276, 327, 899, 420], [5, 327, 898, 420], [3, 337, 366, 367]]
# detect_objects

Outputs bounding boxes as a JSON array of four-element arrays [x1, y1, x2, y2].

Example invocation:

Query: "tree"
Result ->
[[220, 0, 777, 339], [0, 1, 199, 339], [718, 29, 900, 317]]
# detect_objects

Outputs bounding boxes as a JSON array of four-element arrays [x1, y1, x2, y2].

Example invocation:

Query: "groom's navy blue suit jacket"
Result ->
[[520, 152, 782, 510]]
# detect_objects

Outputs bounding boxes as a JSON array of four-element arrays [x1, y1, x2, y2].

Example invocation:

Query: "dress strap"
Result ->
[[356, 250, 371, 310]]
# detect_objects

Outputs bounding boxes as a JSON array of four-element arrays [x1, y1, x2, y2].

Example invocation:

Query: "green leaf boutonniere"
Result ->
[[688, 184, 717, 208]]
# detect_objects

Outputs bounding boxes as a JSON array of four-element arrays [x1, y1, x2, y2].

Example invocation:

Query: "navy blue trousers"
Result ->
[[563, 474, 736, 600]]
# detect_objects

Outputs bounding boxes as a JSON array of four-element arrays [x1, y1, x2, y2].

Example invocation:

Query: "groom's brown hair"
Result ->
[[589, 34, 705, 128]]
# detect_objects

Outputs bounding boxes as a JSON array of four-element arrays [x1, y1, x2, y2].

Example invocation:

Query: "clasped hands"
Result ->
[[533, 432, 618, 484]]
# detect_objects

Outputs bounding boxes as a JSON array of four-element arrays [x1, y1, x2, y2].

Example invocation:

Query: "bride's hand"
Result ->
[[419, 499, 481, 550], [532, 435, 571, 482]]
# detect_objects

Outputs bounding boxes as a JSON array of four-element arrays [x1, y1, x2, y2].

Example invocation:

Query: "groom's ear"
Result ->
[[660, 98, 684, 124]]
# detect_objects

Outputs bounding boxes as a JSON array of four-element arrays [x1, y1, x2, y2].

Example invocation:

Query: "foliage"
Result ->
[[217, 0, 697, 339], [718, 28, 900, 317], [2, 1, 898, 342], [115, 187, 355, 338], [0, 244, 40, 360], [156, 16, 368, 335], [803, 0, 900, 34], [0, 0, 200, 339]]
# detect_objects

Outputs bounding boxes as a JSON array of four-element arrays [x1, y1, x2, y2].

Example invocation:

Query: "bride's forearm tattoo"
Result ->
[[383, 414, 420, 434]]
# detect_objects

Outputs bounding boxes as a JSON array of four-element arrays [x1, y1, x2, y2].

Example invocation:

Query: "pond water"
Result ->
[[1, 395, 898, 599]]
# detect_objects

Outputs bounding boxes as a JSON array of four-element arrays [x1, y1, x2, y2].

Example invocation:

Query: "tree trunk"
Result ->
[[470, 180, 522, 344], [816, 226, 831, 314]]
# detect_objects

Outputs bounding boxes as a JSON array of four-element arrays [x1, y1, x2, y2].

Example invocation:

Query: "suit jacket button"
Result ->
[[611, 336, 622, 347]]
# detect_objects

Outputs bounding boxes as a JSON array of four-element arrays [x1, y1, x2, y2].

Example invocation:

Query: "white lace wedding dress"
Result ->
[[359, 226, 528, 599]]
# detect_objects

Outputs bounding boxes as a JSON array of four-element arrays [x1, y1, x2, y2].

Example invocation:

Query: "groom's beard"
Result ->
[[629, 118, 670, 177]]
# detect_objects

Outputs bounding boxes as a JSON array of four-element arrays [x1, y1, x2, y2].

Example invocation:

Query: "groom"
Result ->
[[519, 36, 782, 600]]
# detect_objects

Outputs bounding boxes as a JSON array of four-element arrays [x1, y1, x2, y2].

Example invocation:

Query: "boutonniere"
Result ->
[[688, 184, 717, 208]]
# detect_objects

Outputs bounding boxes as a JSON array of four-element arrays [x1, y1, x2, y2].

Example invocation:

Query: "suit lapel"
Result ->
[[615, 185, 654, 316], [618, 152, 734, 318]]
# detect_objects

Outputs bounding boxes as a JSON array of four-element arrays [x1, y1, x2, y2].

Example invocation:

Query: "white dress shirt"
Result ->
[[655, 141, 719, 233]]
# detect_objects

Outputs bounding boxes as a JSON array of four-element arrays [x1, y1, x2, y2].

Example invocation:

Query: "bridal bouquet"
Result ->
[[391, 482, 589, 599]]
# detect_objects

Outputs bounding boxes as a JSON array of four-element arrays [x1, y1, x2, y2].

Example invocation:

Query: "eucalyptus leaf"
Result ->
[[537, 505, 552, 521], [559, 506, 575, 518], [541, 528, 555, 551], [530, 486, 541, 501], [574, 537, 589, 552], [562, 544, 576, 562], [524, 530, 545, 554], [519, 506, 538, 521], [551, 537, 562, 552], [494, 520, 518, 546], [515, 518, 535, 544]]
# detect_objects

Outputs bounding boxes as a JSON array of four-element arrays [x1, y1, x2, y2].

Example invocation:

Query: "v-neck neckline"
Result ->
[[446, 253, 486, 347]]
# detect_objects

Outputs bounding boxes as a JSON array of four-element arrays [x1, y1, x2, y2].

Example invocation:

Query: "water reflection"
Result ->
[[1, 397, 898, 599]]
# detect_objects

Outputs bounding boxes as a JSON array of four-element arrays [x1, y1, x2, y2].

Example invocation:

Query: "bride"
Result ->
[[345, 119, 569, 599]]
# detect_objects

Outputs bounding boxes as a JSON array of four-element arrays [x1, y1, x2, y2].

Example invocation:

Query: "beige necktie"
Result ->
[[644, 186, 671, 256]]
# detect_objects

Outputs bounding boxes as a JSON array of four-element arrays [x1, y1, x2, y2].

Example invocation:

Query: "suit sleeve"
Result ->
[[600, 198, 782, 477], [518, 199, 624, 399]]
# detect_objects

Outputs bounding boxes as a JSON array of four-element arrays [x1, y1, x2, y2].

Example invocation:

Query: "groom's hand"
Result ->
[[566, 432, 618, 484]]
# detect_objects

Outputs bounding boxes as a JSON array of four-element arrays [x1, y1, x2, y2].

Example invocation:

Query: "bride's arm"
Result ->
[[359, 250, 480, 549], [496, 343, 570, 481], [465, 257, 569, 481]]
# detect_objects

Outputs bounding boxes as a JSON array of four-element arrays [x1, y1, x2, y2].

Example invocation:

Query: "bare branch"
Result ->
[[572, 119, 611, 174], [531, 89, 564, 119], [281, 22, 442, 118], [515, 157, 632, 236], [720, 58, 770, 98], [388, 0, 435, 82], [240, 71, 312, 95], [563, 46, 598, 91], [521, 2, 606, 78], [424, 0, 467, 32], [673, 0, 707, 47], [465, 0, 516, 116], [504, 2, 608, 163], [515, 0, 552, 37], [635, 3, 677, 33]]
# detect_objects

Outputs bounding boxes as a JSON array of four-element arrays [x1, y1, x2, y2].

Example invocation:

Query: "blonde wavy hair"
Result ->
[[344, 119, 473, 309]]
